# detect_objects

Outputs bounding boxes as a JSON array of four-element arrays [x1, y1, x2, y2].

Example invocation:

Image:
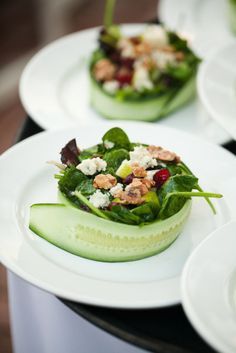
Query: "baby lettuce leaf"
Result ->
[[104, 205, 141, 225], [60, 139, 80, 166], [58, 166, 88, 194], [102, 127, 131, 150], [158, 175, 198, 219], [131, 204, 156, 223], [103, 148, 129, 170], [76, 179, 96, 196]]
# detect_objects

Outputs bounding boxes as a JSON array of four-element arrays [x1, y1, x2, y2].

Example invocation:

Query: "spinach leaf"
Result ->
[[131, 204, 156, 223], [58, 166, 88, 194], [76, 179, 96, 196], [102, 127, 131, 150], [103, 148, 129, 170], [104, 205, 141, 225], [158, 175, 198, 219], [167, 163, 183, 176]]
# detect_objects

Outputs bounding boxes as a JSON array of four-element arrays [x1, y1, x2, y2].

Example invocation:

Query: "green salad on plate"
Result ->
[[29, 127, 222, 262]]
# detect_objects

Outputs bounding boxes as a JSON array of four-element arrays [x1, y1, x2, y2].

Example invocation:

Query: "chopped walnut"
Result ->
[[141, 178, 155, 189], [135, 42, 152, 56], [93, 59, 116, 81], [131, 163, 147, 178], [93, 174, 117, 190], [161, 45, 175, 53], [126, 178, 149, 196], [147, 145, 163, 158], [119, 189, 143, 205], [147, 145, 180, 163]]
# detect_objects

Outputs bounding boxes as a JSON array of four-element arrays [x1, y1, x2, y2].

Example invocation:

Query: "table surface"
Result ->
[[17, 117, 236, 353]]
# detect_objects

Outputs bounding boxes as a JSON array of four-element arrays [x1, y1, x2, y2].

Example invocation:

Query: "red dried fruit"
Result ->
[[153, 169, 170, 188], [115, 68, 133, 86]]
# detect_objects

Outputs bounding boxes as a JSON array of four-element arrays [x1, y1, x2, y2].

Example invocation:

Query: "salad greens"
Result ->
[[56, 127, 222, 226]]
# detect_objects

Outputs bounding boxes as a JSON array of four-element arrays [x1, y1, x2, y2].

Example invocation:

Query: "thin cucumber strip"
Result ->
[[29, 200, 192, 262], [167, 191, 222, 199]]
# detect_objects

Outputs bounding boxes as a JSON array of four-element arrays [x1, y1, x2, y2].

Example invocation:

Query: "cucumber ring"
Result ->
[[29, 199, 191, 262], [89, 74, 196, 121]]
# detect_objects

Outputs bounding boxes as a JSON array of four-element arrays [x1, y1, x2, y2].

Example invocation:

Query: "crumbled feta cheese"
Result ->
[[93, 157, 107, 172], [117, 38, 135, 58], [103, 80, 119, 94], [133, 67, 153, 91], [104, 140, 115, 149], [89, 190, 110, 209], [77, 157, 106, 175], [142, 25, 169, 49], [152, 50, 176, 70], [110, 183, 123, 197], [129, 146, 157, 169]]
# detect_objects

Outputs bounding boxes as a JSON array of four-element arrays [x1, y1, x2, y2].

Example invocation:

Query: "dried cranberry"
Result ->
[[153, 169, 170, 188], [123, 173, 134, 185], [119, 57, 134, 69], [115, 68, 133, 86]]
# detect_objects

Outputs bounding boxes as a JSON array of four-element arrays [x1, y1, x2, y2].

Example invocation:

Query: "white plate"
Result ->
[[181, 220, 236, 353], [0, 122, 235, 308], [19, 24, 230, 145], [198, 42, 236, 142], [159, 0, 234, 58]]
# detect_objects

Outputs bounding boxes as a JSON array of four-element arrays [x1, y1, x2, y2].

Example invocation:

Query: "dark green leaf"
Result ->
[[131, 204, 156, 223], [158, 175, 198, 219], [104, 205, 141, 225], [103, 148, 129, 170], [102, 127, 131, 150], [76, 179, 96, 196], [58, 166, 88, 194]]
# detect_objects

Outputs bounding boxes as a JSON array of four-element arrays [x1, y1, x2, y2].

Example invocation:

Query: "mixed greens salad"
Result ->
[[89, 0, 200, 121], [29, 127, 222, 262], [55, 127, 221, 225]]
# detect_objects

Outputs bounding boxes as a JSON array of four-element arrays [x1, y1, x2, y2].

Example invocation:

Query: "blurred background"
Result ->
[[0, 1, 158, 352]]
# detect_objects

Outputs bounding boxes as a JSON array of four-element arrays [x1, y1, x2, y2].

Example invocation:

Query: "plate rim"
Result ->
[[1, 122, 236, 308], [181, 219, 236, 353], [197, 41, 236, 141]]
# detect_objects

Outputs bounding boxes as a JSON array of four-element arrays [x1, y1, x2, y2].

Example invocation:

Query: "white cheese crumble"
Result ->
[[142, 25, 169, 49], [133, 67, 153, 91], [104, 140, 115, 149], [129, 146, 157, 169], [152, 50, 176, 70], [89, 190, 110, 209], [117, 38, 135, 58], [110, 183, 123, 197], [77, 157, 107, 175], [103, 80, 119, 94]]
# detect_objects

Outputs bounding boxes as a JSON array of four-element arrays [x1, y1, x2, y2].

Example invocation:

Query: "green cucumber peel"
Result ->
[[74, 190, 110, 220]]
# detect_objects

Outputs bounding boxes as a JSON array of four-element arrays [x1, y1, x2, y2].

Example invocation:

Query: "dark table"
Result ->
[[16, 117, 236, 353]]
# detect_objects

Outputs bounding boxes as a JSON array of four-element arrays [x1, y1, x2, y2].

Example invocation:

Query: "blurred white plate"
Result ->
[[159, 0, 234, 58], [198, 42, 236, 141], [181, 220, 236, 353], [0, 122, 233, 308], [19, 24, 230, 144]]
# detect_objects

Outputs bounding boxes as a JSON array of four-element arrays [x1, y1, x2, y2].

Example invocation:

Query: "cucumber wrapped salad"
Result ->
[[29, 127, 222, 262], [90, 0, 201, 121]]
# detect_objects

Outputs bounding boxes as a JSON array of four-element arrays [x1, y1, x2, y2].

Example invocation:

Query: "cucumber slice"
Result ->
[[29, 200, 191, 262], [89, 75, 196, 121]]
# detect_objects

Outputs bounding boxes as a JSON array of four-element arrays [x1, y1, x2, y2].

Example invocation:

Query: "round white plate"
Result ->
[[19, 24, 230, 145], [181, 220, 236, 353], [0, 121, 234, 308], [198, 42, 236, 142], [159, 0, 234, 58]]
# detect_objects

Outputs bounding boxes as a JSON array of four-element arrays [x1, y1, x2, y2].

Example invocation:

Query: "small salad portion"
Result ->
[[29, 127, 222, 262], [89, 0, 200, 121]]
